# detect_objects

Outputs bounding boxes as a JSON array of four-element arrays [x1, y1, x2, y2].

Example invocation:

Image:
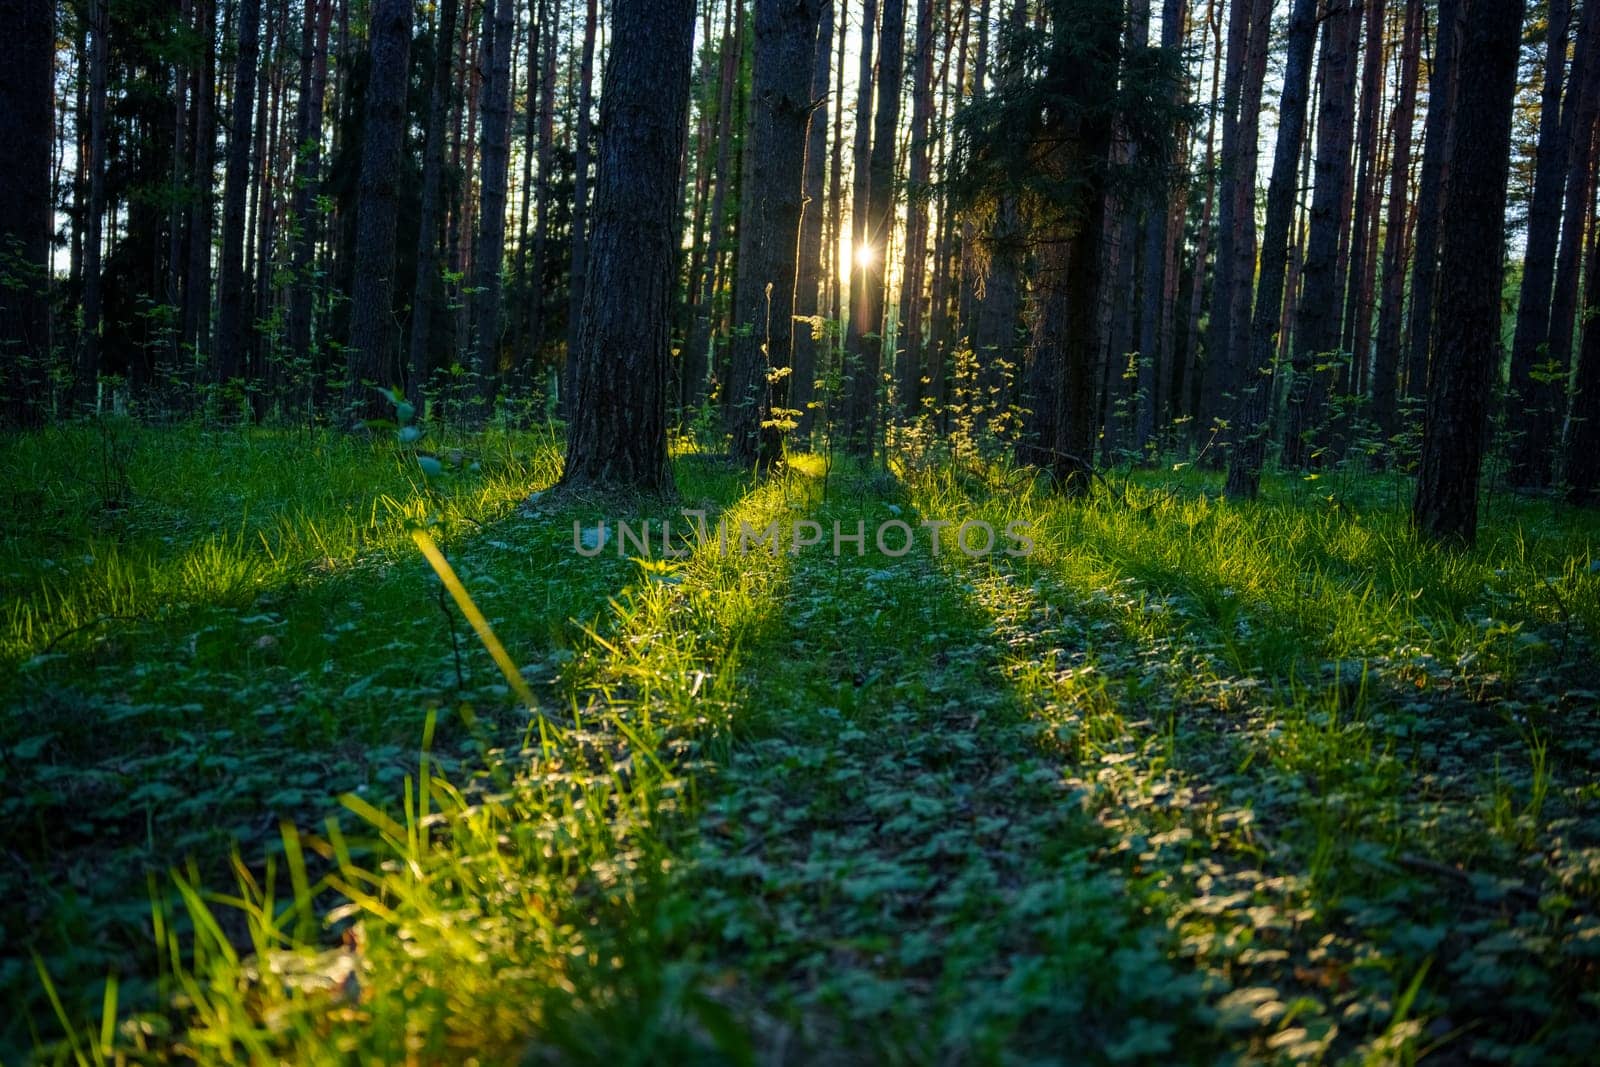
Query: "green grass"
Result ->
[[5, 423, 1599, 1063]]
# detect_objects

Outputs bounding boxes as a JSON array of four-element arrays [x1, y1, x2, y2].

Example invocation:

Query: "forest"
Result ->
[[2, 0, 1599, 1061]]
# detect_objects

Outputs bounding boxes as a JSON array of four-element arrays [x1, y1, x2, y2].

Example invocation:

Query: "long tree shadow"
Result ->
[[905, 471, 1600, 1064], [657, 469, 1229, 1064]]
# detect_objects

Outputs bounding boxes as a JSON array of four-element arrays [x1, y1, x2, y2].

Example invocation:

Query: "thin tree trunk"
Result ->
[[525, 0, 558, 385], [895, 0, 934, 418], [471, 0, 515, 407], [407, 0, 460, 403], [843, 0, 882, 454], [1371, 0, 1421, 441], [564, 0, 598, 408], [1182, 0, 1223, 425], [844, 0, 896, 454], [1284, 0, 1361, 469], [1545, 0, 1600, 442], [1226, 0, 1317, 499], [728, 0, 826, 467], [1566, 168, 1600, 502], [81, 0, 110, 402], [685, 0, 743, 414], [793, 0, 834, 435], [1402, 0, 1461, 400], [1504, 0, 1575, 485], [1339, 0, 1387, 413], [216, 0, 260, 386], [345, 0, 413, 421]]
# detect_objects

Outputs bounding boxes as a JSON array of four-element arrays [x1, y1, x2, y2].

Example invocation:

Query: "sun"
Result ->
[[854, 242, 876, 269]]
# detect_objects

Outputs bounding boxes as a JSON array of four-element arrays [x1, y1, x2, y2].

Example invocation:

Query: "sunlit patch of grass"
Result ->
[[1, 422, 564, 665], [23, 448, 813, 1062]]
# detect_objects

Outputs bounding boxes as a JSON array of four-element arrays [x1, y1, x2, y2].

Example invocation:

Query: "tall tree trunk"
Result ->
[[289, 0, 332, 411], [971, 0, 1025, 426], [728, 0, 826, 467], [1182, 0, 1224, 424], [1545, 0, 1600, 443], [216, 0, 261, 387], [1133, 0, 1186, 455], [471, 0, 515, 407], [895, 0, 935, 418], [407, 0, 460, 403], [81, 0, 110, 402], [1402, 0, 1461, 400], [843, 0, 883, 455], [1225, 0, 1317, 499], [525, 0, 558, 385], [345, 0, 413, 421], [185, 0, 218, 374], [1566, 175, 1600, 502], [793, 0, 834, 436], [1506, 0, 1575, 486], [844, 0, 903, 457], [684, 0, 745, 416], [1020, 0, 1122, 492], [564, 0, 598, 403], [1196, 0, 1252, 446], [0, 0, 54, 427], [1284, 0, 1361, 469], [562, 0, 696, 491], [1339, 0, 1387, 414], [1371, 0, 1422, 441], [1413, 0, 1524, 544], [827, 0, 849, 326]]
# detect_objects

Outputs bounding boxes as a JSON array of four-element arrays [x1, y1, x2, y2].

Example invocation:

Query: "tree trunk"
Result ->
[[1225, 0, 1317, 499], [471, 0, 514, 407], [843, 0, 885, 455], [1566, 180, 1600, 503], [827, 0, 849, 326], [1413, 0, 1524, 544], [288, 0, 332, 411], [345, 0, 413, 422], [562, 0, 697, 492], [1544, 0, 1600, 446], [564, 0, 598, 400], [728, 0, 826, 468], [0, 0, 54, 427], [971, 0, 1025, 428], [1338, 0, 1387, 415], [1196, 0, 1253, 445], [406, 0, 460, 403], [1284, 0, 1361, 469], [1505, 0, 1575, 486], [1182, 0, 1224, 425], [1133, 0, 1186, 455], [216, 0, 261, 387], [185, 0, 217, 372], [525, 0, 558, 385], [895, 0, 935, 418], [1019, 0, 1122, 493], [1402, 0, 1461, 400], [684, 0, 745, 416], [81, 0, 109, 402], [1371, 0, 1422, 441], [793, 0, 833, 437]]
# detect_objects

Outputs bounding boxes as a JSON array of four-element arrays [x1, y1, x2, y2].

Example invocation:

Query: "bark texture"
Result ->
[[562, 0, 696, 492]]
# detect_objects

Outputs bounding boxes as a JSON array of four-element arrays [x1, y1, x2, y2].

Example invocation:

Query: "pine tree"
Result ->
[[1413, 0, 1525, 544], [562, 0, 697, 491]]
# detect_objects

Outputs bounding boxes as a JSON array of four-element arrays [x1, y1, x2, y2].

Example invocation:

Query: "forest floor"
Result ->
[[4, 422, 1600, 1064]]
